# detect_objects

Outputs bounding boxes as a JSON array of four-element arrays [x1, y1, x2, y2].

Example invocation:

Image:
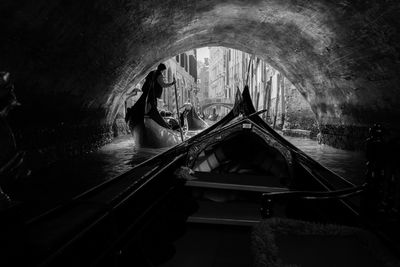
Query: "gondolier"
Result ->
[[125, 64, 183, 148], [126, 63, 176, 129], [144, 63, 176, 114]]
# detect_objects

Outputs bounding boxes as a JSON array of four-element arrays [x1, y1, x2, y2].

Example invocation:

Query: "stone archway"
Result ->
[[1, 0, 400, 156]]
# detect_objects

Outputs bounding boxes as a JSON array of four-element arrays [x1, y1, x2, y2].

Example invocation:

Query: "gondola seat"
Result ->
[[252, 218, 399, 267]]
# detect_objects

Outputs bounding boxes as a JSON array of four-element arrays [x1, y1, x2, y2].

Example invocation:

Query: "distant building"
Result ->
[[128, 47, 316, 134], [162, 50, 197, 111], [208, 47, 226, 99], [223, 48, 277, 110], [197, 58, 209, 102], [214, 47, 317, 133], [208, 46, 314, 130]]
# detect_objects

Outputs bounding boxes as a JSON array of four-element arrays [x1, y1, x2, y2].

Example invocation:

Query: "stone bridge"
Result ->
[[199, 98, 234, 111]]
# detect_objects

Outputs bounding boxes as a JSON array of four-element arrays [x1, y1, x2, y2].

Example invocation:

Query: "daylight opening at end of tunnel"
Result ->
[[123, 46, 318, 142]]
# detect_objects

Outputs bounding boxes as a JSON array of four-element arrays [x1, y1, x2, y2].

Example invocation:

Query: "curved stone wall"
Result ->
[[1, 0, 400, 157]]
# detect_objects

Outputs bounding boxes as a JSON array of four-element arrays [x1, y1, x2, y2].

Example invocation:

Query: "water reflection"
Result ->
[[96, 134, 367, 186], [12, 131, 367, 218], [11, 135, 169, 217], [283, 136, 366, 185], [96, 136, 169, 180]]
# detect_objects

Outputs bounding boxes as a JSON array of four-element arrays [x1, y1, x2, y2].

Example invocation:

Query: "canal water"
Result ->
[[11, 130, 366, 217], [282, 135, 366, 185], [69, 133, 366, 187]]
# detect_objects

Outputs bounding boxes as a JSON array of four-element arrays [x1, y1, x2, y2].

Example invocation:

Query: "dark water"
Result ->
[[11, 131, 366, 217], [92, 136, 169, 180], [11, 136, 169, 215], [93, 134, 366, 186], [282, 136, 366, 185]]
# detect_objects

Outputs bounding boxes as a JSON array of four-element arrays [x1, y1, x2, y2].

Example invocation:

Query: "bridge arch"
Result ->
[[201, 103, 234, 112], [2, 0, 400, 155], [199, 98, 234, 112]]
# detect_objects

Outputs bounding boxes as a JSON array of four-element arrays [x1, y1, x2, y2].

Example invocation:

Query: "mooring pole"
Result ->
[[245, 54, 255, 87], [173, 75, 184, 142]]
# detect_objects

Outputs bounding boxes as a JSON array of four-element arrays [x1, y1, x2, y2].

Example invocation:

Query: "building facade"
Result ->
[[208, 46, 317, 133], [162, 50, 198, 112], [197, 58, 209, 102], [208, 47, 226, 99], [126, 46, 317, 135]]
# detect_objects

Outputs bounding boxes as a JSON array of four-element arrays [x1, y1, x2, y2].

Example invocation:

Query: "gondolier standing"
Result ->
[[126, 63, 176, 129], [144, 63, 176, 113], [125, 63, 185, 148]]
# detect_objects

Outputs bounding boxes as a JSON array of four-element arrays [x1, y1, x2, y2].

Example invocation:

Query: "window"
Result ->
[[180, 54, 185, 68], [189, 55, 197, 81], [167, 68, 172, 82]]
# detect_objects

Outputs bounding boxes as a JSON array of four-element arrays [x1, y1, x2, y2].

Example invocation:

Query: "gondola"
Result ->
[[127, 102, 208, 148], [128, 106, 183, 148], [125, 78, 183, 148], [179, 103, 209, 131], [2, 87, 399, 266], [133, 115, 182, 148]]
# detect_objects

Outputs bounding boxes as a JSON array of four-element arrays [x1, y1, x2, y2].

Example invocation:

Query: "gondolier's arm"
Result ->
[[157, 75, 176, 87]]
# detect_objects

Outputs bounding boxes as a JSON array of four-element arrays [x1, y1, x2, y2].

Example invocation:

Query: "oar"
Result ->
[[173, 75, 184, 142]]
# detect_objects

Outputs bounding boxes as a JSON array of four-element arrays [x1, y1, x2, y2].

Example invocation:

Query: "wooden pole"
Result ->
[[173, 76, 184, 142], [262, 80, 269, 120], [254, 57, 261, 108], [280, 76, 285, 128], [245, 54, 255, 86], [273, 74, 280, 129], [242, 53, 246, 89], [251, 63, 254, 100], [266, 76, 272, 120]]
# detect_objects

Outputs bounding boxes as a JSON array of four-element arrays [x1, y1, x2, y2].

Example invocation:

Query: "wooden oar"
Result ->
[[173, 75, 184, 142]]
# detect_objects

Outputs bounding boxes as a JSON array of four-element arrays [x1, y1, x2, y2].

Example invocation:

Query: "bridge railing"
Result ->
[[199, 98, 234, 110]]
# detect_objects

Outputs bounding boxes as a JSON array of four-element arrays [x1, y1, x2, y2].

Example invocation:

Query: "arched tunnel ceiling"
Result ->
[[1, 0, 400, 141]]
